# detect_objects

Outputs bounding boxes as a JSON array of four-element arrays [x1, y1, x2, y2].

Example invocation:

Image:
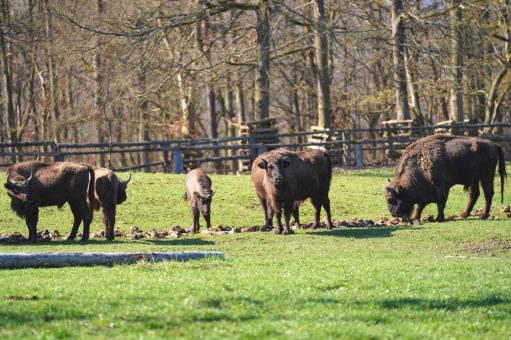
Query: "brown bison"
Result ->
[[257, 149, 333, 235], [184, 168, 214, 233], [384, 134, 506, 222], [93, 168, 131, 241], [251, 152, 301, 228], [4, 161, 95, 242]]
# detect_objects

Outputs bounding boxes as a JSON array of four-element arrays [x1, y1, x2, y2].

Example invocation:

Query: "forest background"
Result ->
[[1, 0, 510, 155]]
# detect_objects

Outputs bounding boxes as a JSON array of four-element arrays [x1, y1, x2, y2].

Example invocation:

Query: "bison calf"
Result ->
[[385, 134, 506, 222], [94, 168, 131, 240], [257, 149, 333, 235], [4, 161, 95, 242], [185, 168, 214, 233]]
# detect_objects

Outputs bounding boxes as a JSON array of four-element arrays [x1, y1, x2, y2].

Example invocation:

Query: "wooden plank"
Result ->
[[0, 251, 224, 269]]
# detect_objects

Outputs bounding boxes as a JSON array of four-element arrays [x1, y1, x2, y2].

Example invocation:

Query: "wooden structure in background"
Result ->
[[237, 117, 278, 173]]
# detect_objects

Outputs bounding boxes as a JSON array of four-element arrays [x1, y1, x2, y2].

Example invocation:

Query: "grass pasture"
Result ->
[[0, 168, 510, 339]]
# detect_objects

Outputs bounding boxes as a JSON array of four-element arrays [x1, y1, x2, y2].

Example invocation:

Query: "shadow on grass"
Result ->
[[308, 226, 404, 238], [380, 296, 510, 311], [2, 238, 215, 247]]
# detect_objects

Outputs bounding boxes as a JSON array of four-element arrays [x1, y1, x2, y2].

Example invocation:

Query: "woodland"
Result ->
[[1, 0, 511, 146]]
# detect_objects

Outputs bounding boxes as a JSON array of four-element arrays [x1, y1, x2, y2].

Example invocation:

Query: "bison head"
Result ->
[[116, 173, 131, 204], [257, 157, 290, 187], [384, 183, 414, 220], [4, 172, 33, 201], [194, 191, 214, 216]]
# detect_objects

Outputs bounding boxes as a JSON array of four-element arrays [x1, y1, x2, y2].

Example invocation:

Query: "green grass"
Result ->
[[0, 168, 510, 339]]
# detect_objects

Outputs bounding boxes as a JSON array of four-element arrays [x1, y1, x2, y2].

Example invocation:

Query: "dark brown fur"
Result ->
[[385, 134, 506, 221], [257, 149, 333, 235], [185, 168, 214, 233], [4, 161, 95, 242], [93, 168, 130, 241]]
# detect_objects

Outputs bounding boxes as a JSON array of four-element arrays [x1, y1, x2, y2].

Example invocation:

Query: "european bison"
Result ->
[[251, 152, 301, 228], [257, 149, 333, 234], [4, 161, 95, 242], [384, 134, 506, 221], [184, 168, 214, 233], [93, 168, 131, 240]]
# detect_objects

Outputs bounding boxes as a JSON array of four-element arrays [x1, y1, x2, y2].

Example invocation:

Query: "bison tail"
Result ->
[[86, 166, 96, 212], [325, 151, 333, 186], [497, 145, 506, 204]]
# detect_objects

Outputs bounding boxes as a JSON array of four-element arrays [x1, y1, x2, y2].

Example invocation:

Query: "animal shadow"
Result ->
[[308, 226, 402, 239]]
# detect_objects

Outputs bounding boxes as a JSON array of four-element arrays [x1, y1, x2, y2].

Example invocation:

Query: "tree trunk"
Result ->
[[43, 0, 60, 141], [0, 0, 16, 150], [95, 0, 105, 166], [391, 0, 410, 120], [404, 47, 423, 124], [254, 0, 271, 121], [137, 63, 150, 172], [314, 0, 331, 128], [449, 0, 464, 122]]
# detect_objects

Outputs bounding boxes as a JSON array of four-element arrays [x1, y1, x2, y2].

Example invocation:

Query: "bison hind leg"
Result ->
[[460, 180, 480, 218], [480, 177, 495, 219]]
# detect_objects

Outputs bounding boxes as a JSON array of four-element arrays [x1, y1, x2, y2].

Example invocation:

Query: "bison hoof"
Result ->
[[274, 228, 283, 235], [479, 214, 489, 220], [435, 217, 445, 222], [459, 212, 469, 218], [283, 229, 294, 235]]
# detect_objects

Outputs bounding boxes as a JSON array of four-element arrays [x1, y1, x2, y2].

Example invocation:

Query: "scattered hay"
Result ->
[[457, 237, 511, 257]]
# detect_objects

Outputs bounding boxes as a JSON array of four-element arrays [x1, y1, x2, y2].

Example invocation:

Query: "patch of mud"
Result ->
[[457, 237, 511, 256]]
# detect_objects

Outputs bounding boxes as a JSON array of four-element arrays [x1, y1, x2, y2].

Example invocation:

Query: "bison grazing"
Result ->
[[385, 134, 506, 222], [257, 149, 333, 235], [185, 168, 214, 233], [4, 161, 95, 242], [94, 168, 131, 241]]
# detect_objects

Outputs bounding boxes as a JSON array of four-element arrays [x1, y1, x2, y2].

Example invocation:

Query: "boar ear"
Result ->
[[257, 159, 267, 169], [281, 159, 290, 168]]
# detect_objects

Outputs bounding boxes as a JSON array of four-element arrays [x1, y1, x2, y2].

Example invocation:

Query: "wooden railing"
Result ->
[[0, 123, 510, 173]]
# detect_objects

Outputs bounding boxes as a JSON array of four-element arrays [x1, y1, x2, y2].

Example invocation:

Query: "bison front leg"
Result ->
[[413, 204, 424, 220], [310, 198, 322, 229], [292, 202, 300, 229], [203, 212, 212, 230], [274, 205, 284, 235], [282, 202, 294, 235], [191, 206, 201, 233], [259, 196, 273, 227], [25, 209, 39, 243], [103, 205, 116, 241]]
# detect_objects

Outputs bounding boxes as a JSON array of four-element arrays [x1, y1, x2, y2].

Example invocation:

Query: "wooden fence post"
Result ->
[[161, 143, 171, 174], [257, 145, 267, 155], [173, 148, 184, 174], [52, 143, 64, 162], [354, 143, 363, 168]]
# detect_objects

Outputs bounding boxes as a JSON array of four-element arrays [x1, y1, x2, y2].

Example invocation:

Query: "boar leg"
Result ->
[[192, 206, 201, 233], [480, 178, 494, 219], [25, 209, 39, 243], [461, 181, 480, 218], [322, 197, 333, 230], [68, 203, 82, 240]]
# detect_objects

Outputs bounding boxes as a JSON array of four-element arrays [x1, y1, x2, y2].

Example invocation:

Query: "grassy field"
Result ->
[[0, 168, 510, 339]]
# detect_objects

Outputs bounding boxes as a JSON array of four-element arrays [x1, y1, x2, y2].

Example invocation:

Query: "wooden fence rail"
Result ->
[[0, 123, 510, 173]]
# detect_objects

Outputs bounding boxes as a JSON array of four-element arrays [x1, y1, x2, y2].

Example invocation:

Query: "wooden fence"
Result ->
[[1, 123, 510, 174]]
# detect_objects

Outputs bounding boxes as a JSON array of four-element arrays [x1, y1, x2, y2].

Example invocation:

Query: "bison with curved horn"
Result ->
[[4, 161, 95, 242], [93, 168, 131, 240], [384, 134, 506, 222]]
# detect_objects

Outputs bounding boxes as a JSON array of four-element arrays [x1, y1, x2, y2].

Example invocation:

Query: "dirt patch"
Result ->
[[457, 237, 511, 256]]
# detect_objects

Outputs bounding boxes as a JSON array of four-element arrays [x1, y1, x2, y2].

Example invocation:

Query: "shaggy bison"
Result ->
[[251, 152, 301, 228], [385, 134, 506, 221], [93, 168, 131, 240], [184, 168, 214, 233], [257, 149, 333, 234], [4, 161, 95, 242]]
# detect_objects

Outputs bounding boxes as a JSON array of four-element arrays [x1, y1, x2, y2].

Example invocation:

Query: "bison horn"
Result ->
[[7, 172, 32, 188], [121, 173, 131, 185]]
